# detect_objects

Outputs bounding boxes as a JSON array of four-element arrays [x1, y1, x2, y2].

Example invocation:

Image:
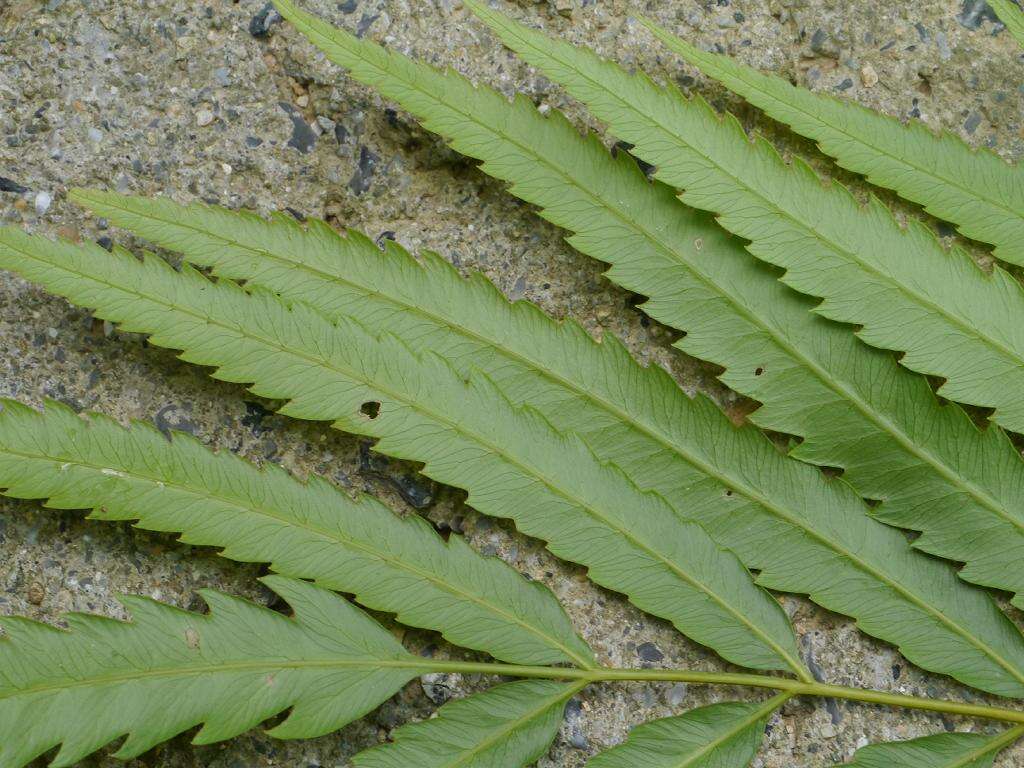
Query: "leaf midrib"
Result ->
[[441, 681, 585, 768], [280, 6, 1024, 548], [450, 15, 1024, 535], [668, 693, 788, 768], [86, 169, 1024, 545], [0, 445, 593, 669], [0, 656, 424, 700], [2, 239, 804, 678], [945, 725, 1024, 768], [490, 15, 1024, 398]]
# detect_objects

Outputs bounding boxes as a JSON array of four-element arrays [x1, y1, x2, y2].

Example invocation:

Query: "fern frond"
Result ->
[[264, 0, 1024, 609], [991, 0, 1024, 49], [466, 3, 1024, 434], [72, 21, 1024, 605], [0, 229, 805, 677], [352, 679, 581, 767], [4, 229, 1024, 697], [0, 576, 420, 768], [588, 695, 786, 767], [239, 5, 1024, 685], [0, 398, 592, 668], [839, 727, 1024, 767], [636, 19, 1024, 267]]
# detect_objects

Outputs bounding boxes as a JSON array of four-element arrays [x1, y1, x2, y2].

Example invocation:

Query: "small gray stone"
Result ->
[[348, 145, 380, 195], [637, 642, 664, 662], [420, 672, 456, 705], [249, 3, 283, 37], [957, 0, 999, 30], [279, 102, 317, 154], [34, 191, 52, 215]]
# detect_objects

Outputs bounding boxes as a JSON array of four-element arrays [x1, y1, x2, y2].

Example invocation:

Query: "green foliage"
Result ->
[[466, 3, 1024, 435], [0, 227, 806, 677], [13, 215, 1024, 698], [991, 0, 1024, 49], [353, 680, 581, 768], [256, 2, 1024, 609], [0, 576, 419, 767], [0, 398, 591, 668], [260, 1, 1024, 696], [3, 1, 1024, 766], [637, 18, 1024, 268], [839, 728, 1024, 768], [587, 696, 787, 767]]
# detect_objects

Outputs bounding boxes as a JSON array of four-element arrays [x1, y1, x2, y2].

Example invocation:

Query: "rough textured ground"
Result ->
[[1, 0, 1023, 765]]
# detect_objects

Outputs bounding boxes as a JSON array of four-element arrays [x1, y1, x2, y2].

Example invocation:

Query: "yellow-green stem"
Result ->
[[412, 660, 1024, 724]]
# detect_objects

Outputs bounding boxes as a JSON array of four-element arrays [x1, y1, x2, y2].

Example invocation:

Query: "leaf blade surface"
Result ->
[[0, 227, 803, 677], [0, 398, 592, 668], [0, 576, 419, 768], [587, 695, 785, 768], [468, 3, 1024, 434], [839, 727, 1024, 768], [353, 679, 581, 768], [638, 19, 1024, 267], [260, 0, 1024, 610]]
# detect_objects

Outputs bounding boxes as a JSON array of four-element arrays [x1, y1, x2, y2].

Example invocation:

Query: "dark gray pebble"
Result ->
[[279, 102, 317, 154], [249, 3, 283, 38], [957, 0, 999, 29], [348, 145, 379, 195], [637, 641, 664, 662], [0, 177, 27, 193]]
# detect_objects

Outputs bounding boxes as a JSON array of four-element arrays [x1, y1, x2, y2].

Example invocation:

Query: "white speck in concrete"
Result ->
[[34, 191, 52, 215]]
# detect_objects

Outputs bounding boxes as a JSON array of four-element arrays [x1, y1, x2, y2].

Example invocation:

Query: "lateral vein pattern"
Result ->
[[638, 19, 1024, 269], [0, 398, 593, 668], [468, 3, 1024, 434], [0, 227, 804, 676], [0, 576, 420, 768], [259, 0, 1024, 696]]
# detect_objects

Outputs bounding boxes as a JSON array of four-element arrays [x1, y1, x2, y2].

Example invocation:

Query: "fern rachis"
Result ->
[[5, 575, 1024, 766]]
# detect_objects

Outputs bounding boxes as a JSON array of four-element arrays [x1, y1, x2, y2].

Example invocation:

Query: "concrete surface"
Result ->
[[1, 0, 1023, 765]]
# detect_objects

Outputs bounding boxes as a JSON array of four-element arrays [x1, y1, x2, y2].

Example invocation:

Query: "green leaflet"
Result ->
[[73, 1, 1024, 607], [0, 229, 805, 677], [0, 576, 419, 768], [638, 19, 1024, 268], [353, 679, 581, 767], [467, 4, 1024, 435], [838, 727, 1024, 768], [587, 695, 785, 768], [991, 0, 1024, 49], [231, 6, 1024, 692], [0, 398, 592, 669]]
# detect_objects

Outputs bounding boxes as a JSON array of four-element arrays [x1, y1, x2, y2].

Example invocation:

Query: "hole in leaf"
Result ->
[[755, 367, 764, 376], [361, 401, 381, 419]]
